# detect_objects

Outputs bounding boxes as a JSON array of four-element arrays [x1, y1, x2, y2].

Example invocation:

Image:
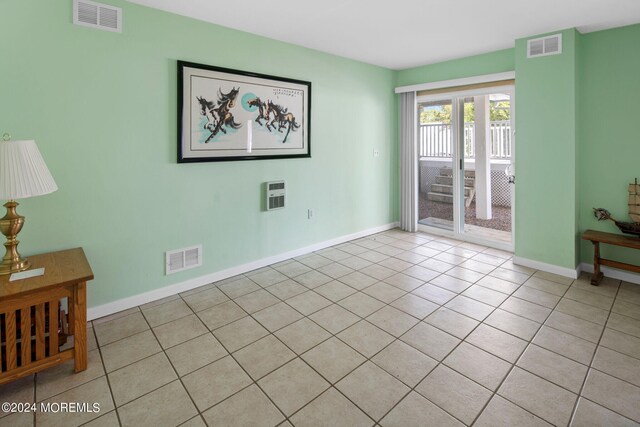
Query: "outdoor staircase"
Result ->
[[427, 167, 476, 207]]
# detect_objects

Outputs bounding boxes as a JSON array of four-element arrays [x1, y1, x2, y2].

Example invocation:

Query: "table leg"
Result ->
[[591, 241, 604, 286], [73, 282, 87, 372]]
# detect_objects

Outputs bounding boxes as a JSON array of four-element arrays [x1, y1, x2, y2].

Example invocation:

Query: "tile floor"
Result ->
[[2, 229, 640, 426]]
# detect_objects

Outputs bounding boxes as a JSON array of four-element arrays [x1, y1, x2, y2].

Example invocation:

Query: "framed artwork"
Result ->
[[178, 60, 311, 162]]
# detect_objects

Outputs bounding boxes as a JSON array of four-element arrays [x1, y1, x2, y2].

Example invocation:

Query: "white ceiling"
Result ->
[[126, 0, 640, 70]]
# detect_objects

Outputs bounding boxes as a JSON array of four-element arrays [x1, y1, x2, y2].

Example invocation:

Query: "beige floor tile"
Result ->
[[612, 299, 640, 321], [336, 242, 370, 255], [296, 253, 333, 269], [336, 361, 410, 421], [533, 270, 573, 286], [402, 265, 440, 282], [362, 282, 406, 304], [380, 391, 463, 427], [445, 266, 486, 283], [99, 330, 161, 373], [294, 270, 335, 289], [182, 287, 230, 313], [400, 322, 460, 361], [485, 309, 541, 340], [253, 301, 303, 332], [93, 312, 149, 346], [258, 358, 330, 416], [318, 248, 352, 262], [117, 380, 197, 427], [87, 326, 98, 351], [196, 300, 247, 330], [383, 273, 425, 292], [444, 342, 511, 390], [476, 274, 521, 293], [35, 349, 104, 401], [564, 287, 614, 311], [488, 268, 531, 285], [36, 377, 115, 427], [286, 291, 332, 315], [419, 258, 456, 273], [466, 324, 528, 363], [414, 247, 444, 259], [513, 286, 560, 309], [182, 355, 252, 411], [517, 344, 588, 393], [250, 268, 288, 287], [523, 276, 569, 296], [463, 284, 509, 306], [181, 282, 218, 298], [474, 252, 509, 266], [141, 298, 193, 327], [290, 388, 373, 427], [556, 298, 609, 325], [0, 375, 34, 415], [360, 264, 399, 281], [592, 346, 640, 387], [309, 304, 360, 334], [355, 250, 389, 263], [366, 306, 419, 337], [337, 271, 378, 290], [273, 260, 312, 278], [446, 246, 480, 258], [582, 369, 640, 422], [390, 293, 439, 319], [213, 316, 269, 352], [417, 364, 492, 425], [474, 395, 552, 427], [532, 325, 597, 365], [317, 262, 355, 279], [545, 311, 604, 343], [302, 337, 366, 383], [444, 295, 494, 321], [498, 259, 536, 274], [498, 367, 577, 426], [337, 320, 395, 358], [394, 251, 428, 265], [234, 335, 296, 380], [373, 245, 405, 257], [234, 289, 280, 314], [337, 255, 374, 270], [165, 333, 227, 376], [571, 397, 639, 427], [275, 318, 331, 354], [607, 312, 640, 339], [179, 415, 207, 427], [425, 307, 479, 339], [429, 274, 473, 293], [434, 252, 466, 265], [372, 340, 437, 387], [201, 384, 284, 427], [108, 352, 176, 406], [601, 328, 640, 359], [313, 280, 357, 301], [412, 283, 456, 305], [572, 274, 619, 297], [338, 292, 386, 317], [217, 276, 261, 299], [266, 279, 308, 300], [152, 314, 208, 349], [83, 411, 120, 427], [92, 307, 140, 325], [500, 296, 552, 323], [378, 257, 413, 273], [459, 259, 496, 274], [1, 411, 34, 427]]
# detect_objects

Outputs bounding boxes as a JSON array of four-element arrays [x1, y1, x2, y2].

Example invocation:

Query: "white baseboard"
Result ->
[[579, 262, 640, 285], [512, 256, 579, 279], [88, 222, 400, 320]]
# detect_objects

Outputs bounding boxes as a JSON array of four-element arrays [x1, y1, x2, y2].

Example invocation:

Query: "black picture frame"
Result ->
[[178, 60, 311, 163]]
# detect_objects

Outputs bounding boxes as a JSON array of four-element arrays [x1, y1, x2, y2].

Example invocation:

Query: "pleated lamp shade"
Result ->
[[0, 140, 58, 200]]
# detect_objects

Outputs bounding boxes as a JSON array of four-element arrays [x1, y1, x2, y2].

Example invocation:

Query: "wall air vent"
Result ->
[[266, 181, 286, 211], [527, 34, 562, 58], [165, 245, 202, 275], [73, 0, 122, 33]]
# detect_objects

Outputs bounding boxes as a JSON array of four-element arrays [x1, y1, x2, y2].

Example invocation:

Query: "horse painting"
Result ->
[[247, 97, 274, 131], [267, 100, 300, 143], [196, 87, 241, 143]]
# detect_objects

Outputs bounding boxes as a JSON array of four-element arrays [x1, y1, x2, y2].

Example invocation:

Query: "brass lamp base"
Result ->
[[0, 200, 30, 275]]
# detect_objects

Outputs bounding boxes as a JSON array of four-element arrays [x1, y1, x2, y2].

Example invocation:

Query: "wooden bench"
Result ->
[[582, 229, 640, 285]]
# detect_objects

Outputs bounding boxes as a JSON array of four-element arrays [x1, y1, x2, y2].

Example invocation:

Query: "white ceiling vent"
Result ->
[[165, 245, 202, 275], [266, 181, 286, 211], [73, 0, 122, 33], [527, 34, 562, 58]]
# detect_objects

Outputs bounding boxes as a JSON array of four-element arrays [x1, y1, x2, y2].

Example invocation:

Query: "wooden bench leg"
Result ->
[[73, 282, 87, 373], [591, 241, 604, 286]]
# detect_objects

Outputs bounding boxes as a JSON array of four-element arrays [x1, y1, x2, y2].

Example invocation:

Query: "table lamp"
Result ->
[[0, 133, 58, 275]]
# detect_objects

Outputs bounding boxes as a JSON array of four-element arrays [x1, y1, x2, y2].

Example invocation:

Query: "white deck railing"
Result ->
[[419, 121, 511, 159]]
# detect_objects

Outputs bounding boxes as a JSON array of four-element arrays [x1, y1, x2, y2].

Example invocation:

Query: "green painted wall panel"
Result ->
[[0, 0, 398, 307]]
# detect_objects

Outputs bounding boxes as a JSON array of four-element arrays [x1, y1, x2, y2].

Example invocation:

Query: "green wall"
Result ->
[[0, 0, 398, 308], [578, 24, 640, 266], [514, 29, 580, 269]]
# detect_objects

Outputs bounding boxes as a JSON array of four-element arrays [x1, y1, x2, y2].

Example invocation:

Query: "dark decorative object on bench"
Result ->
[[593, 178, 640, 237]]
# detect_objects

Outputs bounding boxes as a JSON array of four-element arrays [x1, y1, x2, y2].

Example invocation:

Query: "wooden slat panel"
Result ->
[[0, 288, 71, 314], [6, 311, 17, 370], [73, 283, 87, 373], [0, 349, 73, 385], [35, 304, 45, 361], [20, 308, 31, 367], [0, 314, 3, 372], [49, 301, 58, 356]]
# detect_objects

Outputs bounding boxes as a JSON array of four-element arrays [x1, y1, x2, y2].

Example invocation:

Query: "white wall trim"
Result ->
[[88, 222, 399, 320], [512, 256, 579, 279], [580, 262, 640, 285], [394, 71, 516, 94]]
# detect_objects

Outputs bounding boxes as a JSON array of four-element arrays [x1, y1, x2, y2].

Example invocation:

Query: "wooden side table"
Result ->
[[582, 230, 640, 285], [0, 248, 93, 385]]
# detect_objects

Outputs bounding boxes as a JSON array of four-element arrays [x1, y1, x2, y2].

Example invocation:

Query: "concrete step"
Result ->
[[434, 176, 476, 187], [427, 191, 476, 207], [439, 168, 476, 178], [430, 184, 475, 197]]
